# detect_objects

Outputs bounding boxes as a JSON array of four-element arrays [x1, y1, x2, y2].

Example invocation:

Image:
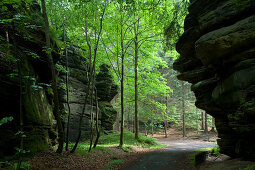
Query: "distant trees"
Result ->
[[42, 0, 213, 151]]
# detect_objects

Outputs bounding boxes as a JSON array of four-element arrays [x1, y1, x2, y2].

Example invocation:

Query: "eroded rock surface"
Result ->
[[174, 0, 255, 159], [58, 49, 118, 141]]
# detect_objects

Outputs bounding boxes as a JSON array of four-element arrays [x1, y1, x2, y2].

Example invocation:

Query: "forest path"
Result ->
[[122, 139, 216, 170]]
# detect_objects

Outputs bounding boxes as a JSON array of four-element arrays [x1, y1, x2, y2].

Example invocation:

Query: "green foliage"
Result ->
[[243, 164, 255, 170], [13, 162, 31, 170], [149, 144, 166, 149], [211, 146, 220, 156], [98, 130, 157, 147], [74, 144, 111, 157], [0, 117, 13, 126]]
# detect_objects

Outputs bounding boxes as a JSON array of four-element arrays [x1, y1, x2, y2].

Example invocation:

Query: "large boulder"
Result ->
[[173, 0, 255, 160]]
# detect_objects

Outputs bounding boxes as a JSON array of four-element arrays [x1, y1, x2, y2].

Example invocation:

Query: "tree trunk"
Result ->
[[71, 15, 92, 153], [151, 124, 154, 136], [134, 20, 139, 140], [71, 1, 106, 152], [63, 23, 71, 151], [93, 88, 100, 148], [201, 112, 205, 130], [119, 12, 124, 147], [196, 108, 199, 134], [181, 81, 186, 137], [6, 30, 10, 57], [144, 123, 147, 136], [211, 117, 215, 132], [115, 111, 119, 132], [164, 96, 168, 138], [41, 0, 64, 153], [204, 112, 208, 133]]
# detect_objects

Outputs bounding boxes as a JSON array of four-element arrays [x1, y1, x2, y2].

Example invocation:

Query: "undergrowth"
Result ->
[[70, 130, 165, 157]]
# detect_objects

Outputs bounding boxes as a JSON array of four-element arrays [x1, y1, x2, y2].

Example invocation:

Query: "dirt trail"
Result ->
[[122, 129, 217, 170], [122, 140, 216, 170]]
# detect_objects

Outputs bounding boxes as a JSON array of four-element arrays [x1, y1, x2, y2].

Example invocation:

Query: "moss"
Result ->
[[233, 0, 251, 7], [243, 164, 255, 170], [24, 127, 50, 155]]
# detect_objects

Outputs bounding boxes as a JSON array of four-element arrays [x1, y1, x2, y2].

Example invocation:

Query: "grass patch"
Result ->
[[68, 143, 111, 157], [190, 146, 220, 168], [68, 130, 161, 159], [105, 159, 124, 170], [98, 130, 157, 147], [149, 144, 166, 149], [201, 146, 220, 156]]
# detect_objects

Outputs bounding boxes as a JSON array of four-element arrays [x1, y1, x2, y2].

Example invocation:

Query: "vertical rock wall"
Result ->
[[173, 0, 255, 159], [58, 49, 118, 141]]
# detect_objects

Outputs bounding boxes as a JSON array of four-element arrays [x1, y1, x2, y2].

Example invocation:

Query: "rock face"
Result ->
[[0, 2, 118, 159], [174, 0, 255, 159], [58, 50, 118, 141], [96, 64, 118, 131], [0, 4, 58, 157], [58, 46, 91, 142]]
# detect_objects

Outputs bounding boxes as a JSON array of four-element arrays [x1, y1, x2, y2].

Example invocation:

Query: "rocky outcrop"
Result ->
[[0, 3, 58, 157], [58, 50, 118, 141], [58, 46, 90, 141], [174, 0, 255, 159], [96, 64, 118, 131]]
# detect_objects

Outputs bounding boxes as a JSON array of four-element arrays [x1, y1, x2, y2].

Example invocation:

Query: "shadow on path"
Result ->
[[123, 140, 216, 170]]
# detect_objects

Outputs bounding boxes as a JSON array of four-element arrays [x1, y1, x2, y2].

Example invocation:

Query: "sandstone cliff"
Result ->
[[174, 0, 255, 159], [0, 2, 118, 158]]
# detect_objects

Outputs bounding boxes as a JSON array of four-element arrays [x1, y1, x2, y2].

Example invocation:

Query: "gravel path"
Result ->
[[123, 140, 216, 170]]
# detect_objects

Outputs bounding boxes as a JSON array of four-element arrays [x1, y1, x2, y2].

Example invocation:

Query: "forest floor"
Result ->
[[26, 129, 216, 170], [25, 129, 255, 170]]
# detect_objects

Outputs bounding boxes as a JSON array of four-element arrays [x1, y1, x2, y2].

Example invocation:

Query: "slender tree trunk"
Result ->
[[164, 96, 168, 138], [134, 19, 139, 140], [127, 110, 130, 131], [151, 123, 154, 136], [181, 81, 186, 137], [119, 11, 124, 147], [196, 108, 199, 134], [63, 24, 71, 151], [71, 15, 92, 153], [204, 112, 208, 133], [201, 112, 205, 130], [71, 1, 106, 152], [133, 116, 135, 133], [144, 123, 147, 136], [41, 0, 64, 153], [88, 93, 95, 152], [211, 117, 215, 132], [6, 30, 10, 57], [115, 112, 119, 132], [119, 47, 124, 147], [93, 88, 100, 148]]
